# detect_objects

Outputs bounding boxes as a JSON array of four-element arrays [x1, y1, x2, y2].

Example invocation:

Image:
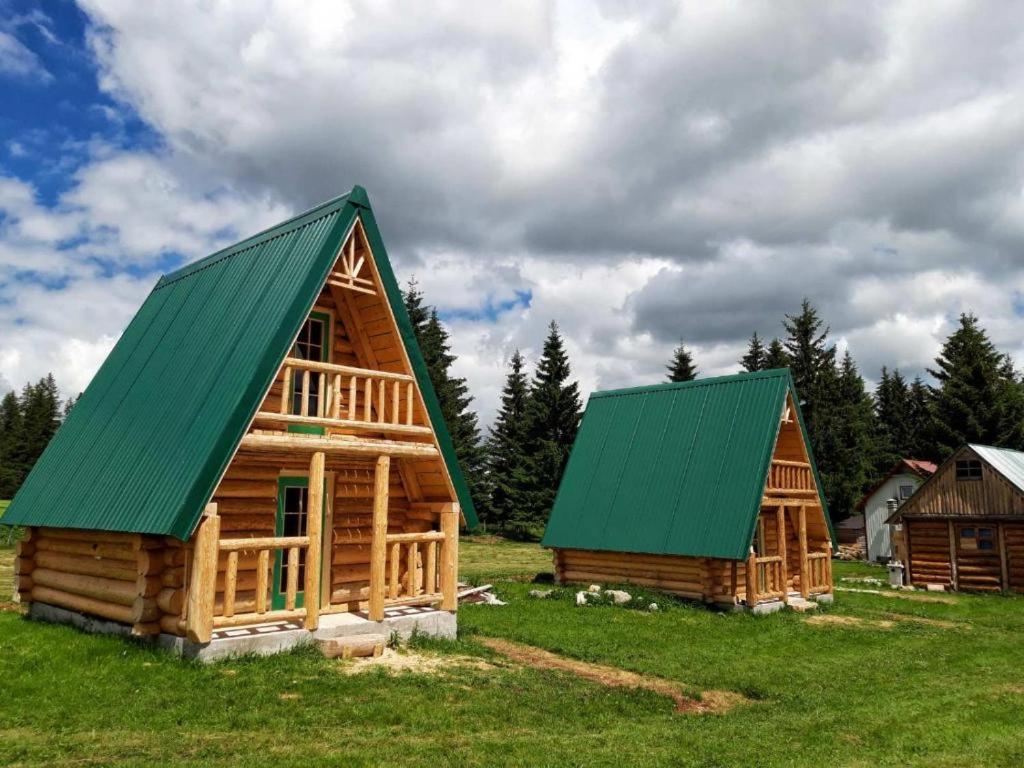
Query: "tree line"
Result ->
[[4, 291, 1022, 538], [0, 375, 77, 499]]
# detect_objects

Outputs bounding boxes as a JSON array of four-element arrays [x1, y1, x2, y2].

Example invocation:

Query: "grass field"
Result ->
[[1, 539, 1023, 767]]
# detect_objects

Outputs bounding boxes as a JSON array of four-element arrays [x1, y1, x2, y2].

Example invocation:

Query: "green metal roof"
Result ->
[[541, 368, 833, 560], [4, 185, 476, 538]]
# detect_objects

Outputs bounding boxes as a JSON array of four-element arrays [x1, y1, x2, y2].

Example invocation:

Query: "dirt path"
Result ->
[[834, 586, 957, 604], [477, 636, 747, 714]]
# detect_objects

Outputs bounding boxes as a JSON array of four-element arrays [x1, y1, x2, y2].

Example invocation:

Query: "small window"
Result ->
[[955, 460, 982, 480], [899, 484, 915, 499], [960, 526, 995, 552]]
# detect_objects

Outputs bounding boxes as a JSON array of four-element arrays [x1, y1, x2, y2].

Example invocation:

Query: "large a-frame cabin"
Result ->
[[6, 186, 477, 651], [542, 370, 836, 610]]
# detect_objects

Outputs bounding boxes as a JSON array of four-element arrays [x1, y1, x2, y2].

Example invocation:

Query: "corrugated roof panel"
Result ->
[[6, 186, 479, 537], [542, 369, 826, 560]]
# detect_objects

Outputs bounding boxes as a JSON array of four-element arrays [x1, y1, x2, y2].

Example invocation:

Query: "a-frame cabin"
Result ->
[[6, 186, 477, 649], [542, 369, 836, 609]]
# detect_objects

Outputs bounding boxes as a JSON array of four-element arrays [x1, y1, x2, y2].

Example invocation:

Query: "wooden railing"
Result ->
[[804, 550, 832, 596], [254, 358, 431, 437], [766, 460, 815, 494], [382, 531, 446, 607], [212, 534, 312, 628], [747, 554, 786, 605]]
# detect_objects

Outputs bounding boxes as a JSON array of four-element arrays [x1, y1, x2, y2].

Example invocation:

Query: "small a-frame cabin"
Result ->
[[888, 444, 1024, 592], [542, 370, 835, 610], [5, 186, 476, 649]]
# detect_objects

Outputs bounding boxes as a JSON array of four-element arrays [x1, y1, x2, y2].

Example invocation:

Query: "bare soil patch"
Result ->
[[805, 614, 895, 629], [477, 636, 747, 714], [880, 613, 964, 629], [338, 647, 497, 676], [835, 587, 957, 604]]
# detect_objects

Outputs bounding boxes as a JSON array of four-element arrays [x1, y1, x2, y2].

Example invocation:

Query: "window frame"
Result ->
[[955, 459, 983, 481]]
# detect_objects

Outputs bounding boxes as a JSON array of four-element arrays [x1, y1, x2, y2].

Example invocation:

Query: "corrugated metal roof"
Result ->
[[5, 186, 477, 538], [971, 444, 1024, 494], [541, 369, 831, 560]]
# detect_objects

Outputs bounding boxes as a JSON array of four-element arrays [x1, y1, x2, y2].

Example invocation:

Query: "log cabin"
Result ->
[[542, 369, 836, 610], [887, 444, 1024, 592], [856, 458, 935, 562], [4, 186, 476, 650]]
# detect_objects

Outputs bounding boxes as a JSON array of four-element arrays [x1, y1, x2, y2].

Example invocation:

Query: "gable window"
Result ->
[[955, 459, 982, 480], [960, 526, 995, 552], [289, 312, 330, 417], [898, 484, 915, 499]]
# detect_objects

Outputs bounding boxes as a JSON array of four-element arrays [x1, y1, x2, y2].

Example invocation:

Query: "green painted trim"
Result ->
[[287, 310, 331, 437], [357, 204, 479, 529]]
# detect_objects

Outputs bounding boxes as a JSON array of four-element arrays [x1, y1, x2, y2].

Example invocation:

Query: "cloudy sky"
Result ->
[[2, 1, 1024, 423]]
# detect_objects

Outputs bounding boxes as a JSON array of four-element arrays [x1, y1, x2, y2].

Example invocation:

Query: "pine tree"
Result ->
[[740, 333, 767, 372], [515, 322, 582, 539], [906, 376, 933, 459], [0, 390, 23, 499], [783, 300, 835, 429], [928, 313, 1019, 458], [763, 338, 789, 369], [874, 367, 913, 473], [666, 343, 698, 382], [813, 353, 878, 520], [485, 350, 530, 530], [402, 281, 487, 514]]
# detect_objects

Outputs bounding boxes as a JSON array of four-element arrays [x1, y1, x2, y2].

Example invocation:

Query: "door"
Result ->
[[288, 311, 331, 435], [272, 476, 328, 609]]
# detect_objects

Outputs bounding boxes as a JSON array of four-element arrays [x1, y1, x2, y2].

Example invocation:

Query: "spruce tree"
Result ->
[[763, 338, 789, 369], [928, 313, 1018, 458], [485, 350, 530, 530], [516, 322, 582, 539], [666, 343, 698, 382], [813, 352, 878, 520], [783, 299, 835, 431], [740, 333, 766, 372], [906, 376, 933, 459], [874, 367, 913, 473], [0, 390, 23, 499]]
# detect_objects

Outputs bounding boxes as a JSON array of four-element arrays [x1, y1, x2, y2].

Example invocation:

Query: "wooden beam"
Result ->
[[947, 520, 959, 590], [368, 455, 390, 621], [280, 357, 413, 383], [304, 451, 325, 630], [776, 504, 788, 604], [798, 504, 809, 599], [746, 548, 757, 607], [251, 410, 432, 437], [239, 433, 438, 459], [998, 523, 1009, 591], [440, 502, 459, 612], [185, 504, 219, 644]]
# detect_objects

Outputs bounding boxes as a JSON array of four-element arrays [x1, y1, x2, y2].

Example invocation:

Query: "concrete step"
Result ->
[[787, 597, 818, 612]]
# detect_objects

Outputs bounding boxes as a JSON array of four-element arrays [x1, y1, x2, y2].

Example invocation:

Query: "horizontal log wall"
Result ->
[[16, 527, 183, 636], [1005, 524, 1024, 592], [906, 520, 952, 587], [553, 548, 731, 604]]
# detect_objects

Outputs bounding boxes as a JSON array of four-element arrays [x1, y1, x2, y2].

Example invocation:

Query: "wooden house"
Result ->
[[887, 444, 1024, 592], [856, 458, 935, 562], [542, 369, 836, 610], [5, 186, 476, 646]]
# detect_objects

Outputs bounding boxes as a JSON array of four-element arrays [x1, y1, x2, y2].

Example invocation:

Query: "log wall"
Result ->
[[906, 519, 1024, 592], [16, 527, 185, 636]]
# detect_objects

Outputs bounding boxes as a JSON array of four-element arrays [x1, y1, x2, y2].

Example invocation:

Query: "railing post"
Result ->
[[440, 502, 459, 611], [745, 548, 757, 607], [368, 454, 390, 621], [776, 504, 788, 604], [824, 542, 834, 593], [304, 450, 325, 630], [186, 503, 219, 644], [798, 504, 809, 599]]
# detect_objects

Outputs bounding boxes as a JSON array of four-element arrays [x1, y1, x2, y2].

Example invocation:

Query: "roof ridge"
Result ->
[[590, 367, 790, 400], [155, 190, 354, 290]]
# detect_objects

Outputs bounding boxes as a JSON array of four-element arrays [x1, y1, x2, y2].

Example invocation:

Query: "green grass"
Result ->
[[2, 541, 1024, 766], [459, 535, 553, 582]]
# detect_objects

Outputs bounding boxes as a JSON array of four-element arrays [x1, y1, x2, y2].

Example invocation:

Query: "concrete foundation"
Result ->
[[27, 602, 457, 663], [813, 592, 835, 605]]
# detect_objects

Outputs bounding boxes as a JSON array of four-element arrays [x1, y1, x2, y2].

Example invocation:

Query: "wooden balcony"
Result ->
[[764, 460, 817, 498]]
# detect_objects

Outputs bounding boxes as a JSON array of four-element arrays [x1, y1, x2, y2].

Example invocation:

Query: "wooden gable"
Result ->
[[897, 446, 1024, 520]]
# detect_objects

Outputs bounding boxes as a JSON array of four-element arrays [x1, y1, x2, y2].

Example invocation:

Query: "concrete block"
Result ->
[[750, 600, 785, 616], [813, 593, 835, 605]]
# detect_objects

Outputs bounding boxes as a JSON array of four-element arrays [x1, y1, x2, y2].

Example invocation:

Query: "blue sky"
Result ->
[[2, 2, 1024, 424]]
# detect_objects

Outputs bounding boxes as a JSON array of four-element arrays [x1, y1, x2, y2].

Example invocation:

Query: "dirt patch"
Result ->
[[338, 647, 497, 676], [880, 613, 965, 629], [477, 637, 747, 714], [835, 587, 957, 605], [805, 614, 895, 629], [0, 601, 21, 613]]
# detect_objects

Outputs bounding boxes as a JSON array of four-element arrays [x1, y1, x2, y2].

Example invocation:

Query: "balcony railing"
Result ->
[[253, 358, 432, 437], [803, 550, 832, 596], [765, 460, 815, 495]]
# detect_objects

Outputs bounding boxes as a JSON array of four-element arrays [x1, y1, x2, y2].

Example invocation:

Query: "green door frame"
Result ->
[[288, 310, 332, 435], [272, 476, 328, 610]]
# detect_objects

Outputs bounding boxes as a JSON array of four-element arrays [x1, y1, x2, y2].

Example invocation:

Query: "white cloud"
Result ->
[[0, 30, 49, 80]]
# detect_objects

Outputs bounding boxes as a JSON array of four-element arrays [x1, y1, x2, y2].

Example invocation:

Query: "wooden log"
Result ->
[[31, 585, 135, 624], [213, 608, 305, 629], [164, 548, 187, 568], [30, 551, 135, 581], [746, 550, 757, 606], [319, 635, 386, 659], [223, 550, 239, 618], [285, 547, 299, 610], [304, 451, 325, 630], [368, 454, 390, 621], [31, 568, 138, 606], [186, 506, 220, 644], [440, 503, 459, 612], [239, 433, 439, 459], [15, 539, 36, 558], [160, 615, 185, 636], [136, 574, 163, 598], [34, 538, 136, 562], [256, 549, 269, 614], [798, 505, 809, 599], [157, 588, 185, 615], [14, 556, 36, 576], [36, 529, 143, 546], [132, 621, 161, 637]]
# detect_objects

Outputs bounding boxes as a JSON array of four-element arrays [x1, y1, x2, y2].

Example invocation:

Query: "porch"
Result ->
[[744, 459, 833, 608]]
